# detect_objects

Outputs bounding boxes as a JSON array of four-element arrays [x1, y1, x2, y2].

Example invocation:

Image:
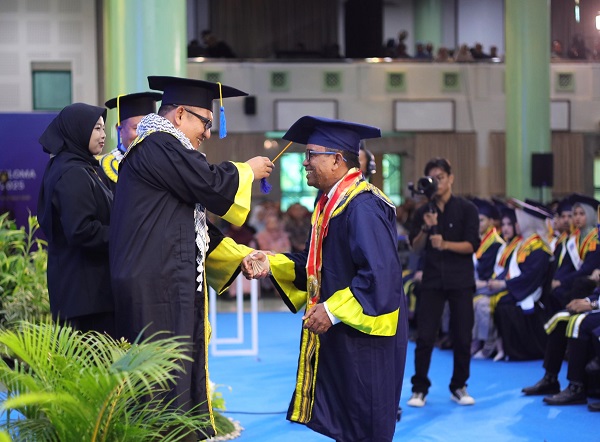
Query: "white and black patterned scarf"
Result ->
[[125, 113, 209, 292]]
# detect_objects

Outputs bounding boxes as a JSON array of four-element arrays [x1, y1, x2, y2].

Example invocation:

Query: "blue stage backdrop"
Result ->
[[0, 113, 57, 228]]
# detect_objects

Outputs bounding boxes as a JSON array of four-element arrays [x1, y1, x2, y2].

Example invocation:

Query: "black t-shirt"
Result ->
[[409, 195, 480, 290]]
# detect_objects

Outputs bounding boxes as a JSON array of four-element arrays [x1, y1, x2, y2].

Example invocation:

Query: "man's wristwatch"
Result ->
[[591, 299, 599, 310]]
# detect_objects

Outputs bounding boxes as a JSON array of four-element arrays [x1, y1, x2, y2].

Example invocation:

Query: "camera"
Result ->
[[408, 176, 438, 201]]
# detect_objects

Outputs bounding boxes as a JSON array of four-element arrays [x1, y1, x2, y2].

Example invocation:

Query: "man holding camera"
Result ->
[[407, 157, 480, 407]]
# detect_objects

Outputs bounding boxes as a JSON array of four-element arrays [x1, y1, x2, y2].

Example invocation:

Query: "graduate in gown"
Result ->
[[242, 116, 408, 442], [96, 91, 162, 192], [493, 199, 553, 360], [109, 76, 273, 440]]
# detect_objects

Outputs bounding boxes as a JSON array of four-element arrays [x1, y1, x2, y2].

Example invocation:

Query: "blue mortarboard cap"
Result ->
[[282, 116, 381, 155], [568, 193, 600, 210], [105, 92, 162, 123], [556, 196, 572, 214], [473, 197, 500, 219], [511, 198, 554, 220], [148, 76, 247, 110]]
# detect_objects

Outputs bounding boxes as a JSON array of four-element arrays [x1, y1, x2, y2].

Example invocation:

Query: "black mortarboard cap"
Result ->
[[105, 92, 162, 124], [283, 116, 381, 155], [556, 196, 573, 214], [473, 197, 500, 219], [511, 198, 554, 220], [148, 76, 248, 110], [568, 193, 600, 210]]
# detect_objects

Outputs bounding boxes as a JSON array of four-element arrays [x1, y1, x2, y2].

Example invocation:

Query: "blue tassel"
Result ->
[[219, 106, 227, 139], [260, 178, 272, 194]]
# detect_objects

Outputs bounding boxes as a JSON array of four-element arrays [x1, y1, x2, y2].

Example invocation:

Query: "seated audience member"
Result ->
[[201, 30, 236, 58], [283, 203, 311, 253], [542, 303, 600, 406], [493, 199, 553, 361], [455, 44, 474, 62], [473, 198, 504, 290], [470, 43, 492, 60], [551, 39, 564, 59], [255, 213, 291, 295], [549, 194, 600, 314], [549, 197, 573, 253], [472, 207, 521, 360]]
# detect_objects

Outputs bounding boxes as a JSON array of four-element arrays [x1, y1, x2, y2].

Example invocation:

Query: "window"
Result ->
[[31, 62, 72, 110], [382, 153, 402, 206], [594, 157, 600, 201], [279, 152, 317, 211]]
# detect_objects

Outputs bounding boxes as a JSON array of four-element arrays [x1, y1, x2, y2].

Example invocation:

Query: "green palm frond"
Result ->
[[0, 320, 213, 442]]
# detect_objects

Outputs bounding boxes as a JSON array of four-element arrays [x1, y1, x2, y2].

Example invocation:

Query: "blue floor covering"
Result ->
[[209, 311, 598, 442]]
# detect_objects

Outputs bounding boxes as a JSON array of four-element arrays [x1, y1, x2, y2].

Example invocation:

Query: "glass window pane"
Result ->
[[594, 158, 600, 201], [32, 71, 71, 110], [382, 153, 402, 206], [279, 152, 317, 211]]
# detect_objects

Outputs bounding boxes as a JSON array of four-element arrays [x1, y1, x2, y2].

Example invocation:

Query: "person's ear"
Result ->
[[172, 106, 185, 128]]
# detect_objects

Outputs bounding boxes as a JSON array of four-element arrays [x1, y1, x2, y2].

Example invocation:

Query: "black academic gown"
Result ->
[[109, 131, 254, 438], [38, 152, 114, 323], [268, 183, 408, 442]]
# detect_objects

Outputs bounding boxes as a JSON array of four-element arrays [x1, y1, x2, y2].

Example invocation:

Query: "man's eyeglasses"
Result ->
[[173, 104, 213, 131], [305, 150, 347, 162]]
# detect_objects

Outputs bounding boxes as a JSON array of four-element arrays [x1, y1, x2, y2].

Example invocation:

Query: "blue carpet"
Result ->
[[209, 312, 598, 441]]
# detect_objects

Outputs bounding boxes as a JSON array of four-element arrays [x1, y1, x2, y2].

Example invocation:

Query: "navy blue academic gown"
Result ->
[[269, 184, 407, 442]]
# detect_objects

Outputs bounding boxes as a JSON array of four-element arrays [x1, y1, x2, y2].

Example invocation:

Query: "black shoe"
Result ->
[[586, 357, 600, 375], [522, 376, 560, 396], [588, 401, 600, 412], [543, 383, 586, 405]]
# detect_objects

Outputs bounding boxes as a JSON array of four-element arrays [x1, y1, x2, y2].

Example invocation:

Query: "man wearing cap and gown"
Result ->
[[491, 199, 553, 360], [96, 92, 162, 192], [241, 116, 407, 442], [109, 76, 273, 440]]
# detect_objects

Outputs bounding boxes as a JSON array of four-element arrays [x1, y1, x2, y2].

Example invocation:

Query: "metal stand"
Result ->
[[209, 275, 259, 356]]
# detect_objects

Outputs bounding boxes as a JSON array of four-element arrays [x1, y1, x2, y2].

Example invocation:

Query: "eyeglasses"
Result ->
[[173, 104, 213, 131], [305, 150, 347, 162]]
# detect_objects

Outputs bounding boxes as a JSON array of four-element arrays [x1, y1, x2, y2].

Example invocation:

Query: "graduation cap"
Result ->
[[472, 197, 500, 220], [148, 76, 248, 138], [568, 193, 600, 210], [105, 92, 162, 123], [510, 198, 554, 220], [556, 196, 573, 214], [282, 116, 381, 156]]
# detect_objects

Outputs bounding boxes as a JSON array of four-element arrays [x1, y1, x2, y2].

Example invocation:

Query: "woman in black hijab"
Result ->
[[37, 103, 115, 336]]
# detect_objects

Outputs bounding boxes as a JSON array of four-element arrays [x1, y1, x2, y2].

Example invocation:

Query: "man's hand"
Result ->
[[566, 298, 593, 314], [551, 279, 561, 290], [241, 250, 271, 280], [423, 210, 438, 229], [589, 269, 600, 282], [429, 234, 445, 250], [246, 156, 274, 180], [302, 304, 332, 335]]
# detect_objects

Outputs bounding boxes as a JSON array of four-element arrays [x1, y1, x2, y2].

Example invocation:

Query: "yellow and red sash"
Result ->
[[579, 228, 598, 259], [306, 169, 362, 309], [476, 226, 504, 259], [515, 233, 551, 264], [497, 235, 522, 269]]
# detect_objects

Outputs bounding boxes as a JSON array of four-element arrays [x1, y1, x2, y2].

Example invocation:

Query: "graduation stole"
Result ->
[[565, 228, 597, 271], [475, 226, 504, 259], [306, 169, 362, 309], [497, 235, 522, 269], [516, 233, 551, 264]]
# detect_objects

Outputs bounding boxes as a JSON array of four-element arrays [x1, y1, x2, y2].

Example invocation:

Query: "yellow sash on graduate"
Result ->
[[476, 226, 504, 259], [290, 169, 362, 424]]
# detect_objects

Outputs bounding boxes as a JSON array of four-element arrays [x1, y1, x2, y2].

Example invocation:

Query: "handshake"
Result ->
[[241, 250, 273, 280]]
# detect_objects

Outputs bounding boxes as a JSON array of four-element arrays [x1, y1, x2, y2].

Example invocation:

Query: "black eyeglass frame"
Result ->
[[305, 149, 347, 162], [172, 104, 213, 131]]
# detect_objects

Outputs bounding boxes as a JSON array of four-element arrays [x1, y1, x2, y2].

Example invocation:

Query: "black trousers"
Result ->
[[411, 287, 474, 395]]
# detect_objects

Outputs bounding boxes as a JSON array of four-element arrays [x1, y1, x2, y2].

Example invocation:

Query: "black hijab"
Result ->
[[38, 103, 108, 241]]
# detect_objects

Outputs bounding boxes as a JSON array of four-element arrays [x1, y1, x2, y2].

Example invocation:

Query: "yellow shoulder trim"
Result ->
[[97, 154, 119, 183], [268, 253, 307, 313], [206, 237, 253, 294], [221, 162, 253, 226], [326, 287, 398, 336]]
